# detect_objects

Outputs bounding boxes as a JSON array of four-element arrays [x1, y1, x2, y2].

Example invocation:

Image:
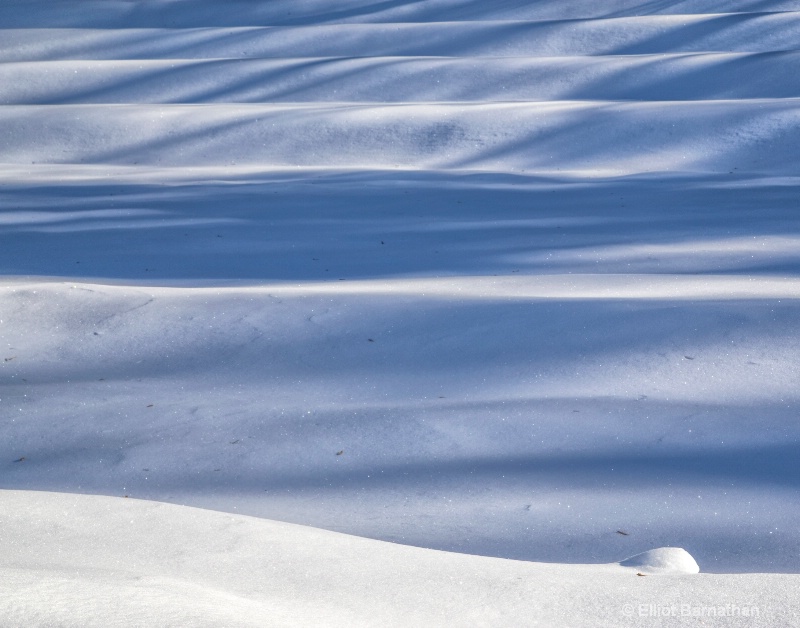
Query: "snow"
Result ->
[[1, 490, 796, 627], [1, 0, 800, 624], [619, 547, 701, 575]]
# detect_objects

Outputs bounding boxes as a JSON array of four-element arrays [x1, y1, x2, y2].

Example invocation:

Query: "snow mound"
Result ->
[[2, 490, 797, 627], [619, 547, 700, 575]]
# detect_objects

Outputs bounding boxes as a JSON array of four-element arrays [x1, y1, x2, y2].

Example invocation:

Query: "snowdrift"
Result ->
[[1, 0, 800, 624], [2, 490, 797, 627]]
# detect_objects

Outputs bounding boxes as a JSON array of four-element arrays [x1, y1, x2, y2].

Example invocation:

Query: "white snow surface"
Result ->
[[1, 490, 797, 627], [2, 0, 800, 624], [619, 547, 701, 575]]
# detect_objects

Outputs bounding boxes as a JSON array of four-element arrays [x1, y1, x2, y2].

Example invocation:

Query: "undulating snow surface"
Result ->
[[2, 490, 798, 627], [1, 0, 800, 624]]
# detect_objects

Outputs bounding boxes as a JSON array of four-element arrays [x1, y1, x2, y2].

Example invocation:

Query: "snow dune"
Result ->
[[2, 0, 800, 26], [2, 99, 798, 173], [2, 0, 800, 624], [5, 53, 800, 104], [5, 14, 800, 60], [2, 5, 800, 174], [2, 490, 797, 627]]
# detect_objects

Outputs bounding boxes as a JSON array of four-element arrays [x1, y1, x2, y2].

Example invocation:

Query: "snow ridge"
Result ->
[[1, 2, 799, 174]]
